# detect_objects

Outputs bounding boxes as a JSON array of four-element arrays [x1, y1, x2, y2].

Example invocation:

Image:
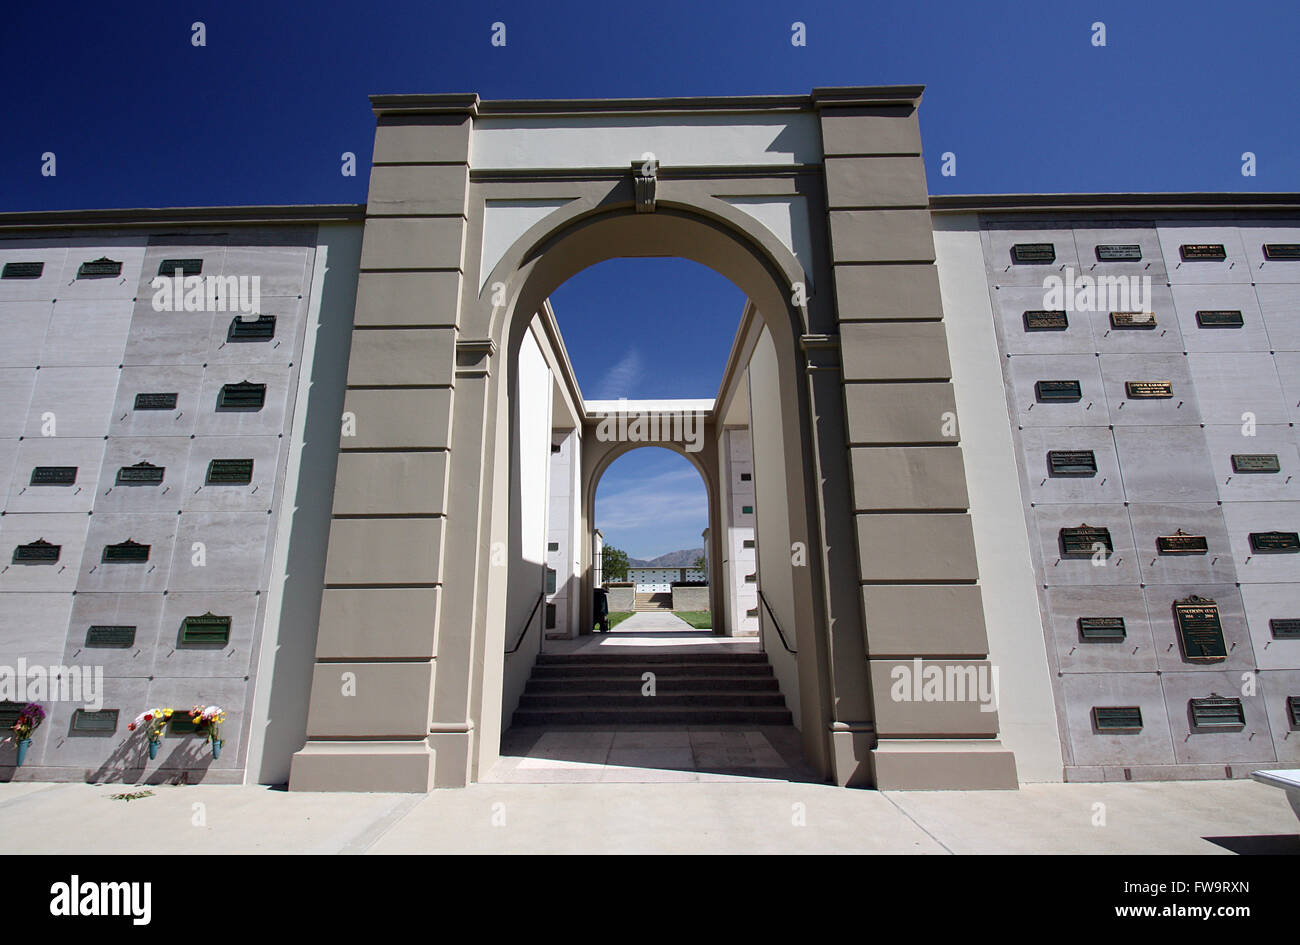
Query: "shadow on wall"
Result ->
[[254, 227, 361, 785], [87, 737, 217, 785]]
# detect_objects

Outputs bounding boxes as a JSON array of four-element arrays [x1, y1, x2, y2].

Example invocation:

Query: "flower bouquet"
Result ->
[[8, 703, 44, 766], [189, 705, 226, 759], [128, 708, 173, 760]]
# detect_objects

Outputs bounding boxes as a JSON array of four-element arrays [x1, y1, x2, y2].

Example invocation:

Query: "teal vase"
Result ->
[[211, 739, 223, 760], [16, 738, 31, 767], [148, 739, 159, 760]]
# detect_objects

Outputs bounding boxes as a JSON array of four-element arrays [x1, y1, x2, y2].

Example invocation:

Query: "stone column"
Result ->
[[289, 97, 476, 792], [814, 88, 1018, 788]]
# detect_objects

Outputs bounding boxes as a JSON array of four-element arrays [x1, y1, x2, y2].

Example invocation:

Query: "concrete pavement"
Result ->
[[1, 777, 1295, 854]]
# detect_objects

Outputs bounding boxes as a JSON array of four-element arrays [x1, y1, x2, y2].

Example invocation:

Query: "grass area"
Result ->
[[605, 611, 634, 630], [674, 610, 712, 629]]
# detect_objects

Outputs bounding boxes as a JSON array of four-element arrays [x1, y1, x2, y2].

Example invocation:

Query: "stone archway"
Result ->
[[289, 89, 1019, 795]]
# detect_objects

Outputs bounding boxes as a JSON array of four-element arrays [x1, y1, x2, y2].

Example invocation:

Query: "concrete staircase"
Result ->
[[512, 651, 792, 725], [633, 592, 672, 611]]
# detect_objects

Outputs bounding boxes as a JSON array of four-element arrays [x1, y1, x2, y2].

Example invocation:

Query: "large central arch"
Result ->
[[469, 191, 838, 782], [290, 89, 1020, 795]]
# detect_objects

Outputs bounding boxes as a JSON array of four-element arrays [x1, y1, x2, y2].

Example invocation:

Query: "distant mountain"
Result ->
[[628, 548, 705, 568]]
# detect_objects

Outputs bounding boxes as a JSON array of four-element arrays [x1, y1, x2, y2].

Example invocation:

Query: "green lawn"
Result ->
[[674, 610, 712, 629], [605, 611, 633, 630]]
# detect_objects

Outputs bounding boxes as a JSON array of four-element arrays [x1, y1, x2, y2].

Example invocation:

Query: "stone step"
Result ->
[[526, 676, 780, 693], [531, 663, 774, 679], [512, 706, 794, 726], [518, 692, 788, 709], [537, 651, 767, 664]]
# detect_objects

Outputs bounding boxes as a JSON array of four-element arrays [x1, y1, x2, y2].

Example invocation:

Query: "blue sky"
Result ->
[[4, 0, 1295, 556]]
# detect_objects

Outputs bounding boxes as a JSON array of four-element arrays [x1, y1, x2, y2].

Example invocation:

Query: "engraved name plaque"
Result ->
[[1047, 450, 1098, 476], [1270, 619, 1300, 640], [134, 392, 178, 410], [1096, 244, 1143, 262], [1079, 617, 1127, 642], [157, 258, 202, 277], [1012, 243, 1056, 263], [1263, 243, 1300, 260], [1249, 531, 1300, 553], [1110, 311, 1157, 329], [1060, 524, 1113, 557], [227, 314, 277, 342], [2, 261, 44, 279], [1092, 706, 1143, 733], [77, 257, 122, 278], [86, 625, 137, 648], [1196, 309, 1244, 328], [1125, 381, 1173, 399], [1035, 380, 1082, 402], [1174, 596, 1227, 662], [71, 709, 119, 735], [180, 613, 232, 645], [216, 381, 267, 411], [1232, 454, 1281, 474], [13, 539, 60, 563], [30, 466, 76, 486], [206, 458, 254, 485], [1023, 310, 1068, 331], [116, 462, 165, 485], [1189, 695, 1245, 729], [1180, 244, 1227, 261], [1157, 529, 1208, 554], [102, 539, 150, 563]]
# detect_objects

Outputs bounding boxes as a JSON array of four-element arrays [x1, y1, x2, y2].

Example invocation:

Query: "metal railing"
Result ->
[[757, 588, 797, 654], [505, 591, 546, 655]]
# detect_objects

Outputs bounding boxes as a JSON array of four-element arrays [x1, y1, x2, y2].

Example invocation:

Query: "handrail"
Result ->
[[505, 591, 547, 655], [757, 588, 797, 654]]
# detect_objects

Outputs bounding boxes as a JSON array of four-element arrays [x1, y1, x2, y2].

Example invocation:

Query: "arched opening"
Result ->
[[462, 197, 836, 784]]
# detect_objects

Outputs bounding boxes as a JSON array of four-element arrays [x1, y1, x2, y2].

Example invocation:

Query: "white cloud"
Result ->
[[595, 349, 642, 399]]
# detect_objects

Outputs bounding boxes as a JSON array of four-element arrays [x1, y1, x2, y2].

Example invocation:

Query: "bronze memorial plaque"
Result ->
[[1174, 596, 1227, 662], [1263, 243, 1300, 260], [1079, 616, 1127, 642], [1036, 379, 1083, 402], [1157, 529, 1209, 554], [1232, 453, 1281, 474], [1060, 524, 1112, 557], [1125, 381, 1173, 399], [1270, 618, 1300, 640], [1096, 244, 1142, 262], [1249, 531, 1300, 553], [1023, 310, 1068, 331], [1110, 311, 1157, 329], [1012, 243, 1056, 263], [1180, 244, 1227, 261], [1196, 309, 1244, 328], [1047, 450, 1098, 476]]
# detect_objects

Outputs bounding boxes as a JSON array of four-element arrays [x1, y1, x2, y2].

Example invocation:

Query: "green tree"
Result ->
[[692, 555, 705, 570], [602, 544, 629, 582]]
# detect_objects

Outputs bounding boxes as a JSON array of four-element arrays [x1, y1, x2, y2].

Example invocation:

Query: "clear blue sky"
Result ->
[[5, 0, 1295, 557]]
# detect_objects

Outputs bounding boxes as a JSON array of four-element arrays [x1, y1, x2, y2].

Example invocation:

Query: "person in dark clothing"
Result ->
[[593, 585, 610, 633]]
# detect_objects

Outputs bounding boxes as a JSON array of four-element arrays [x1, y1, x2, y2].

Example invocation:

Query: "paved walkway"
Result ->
[[545, 615, 759, 656], [0, 778, 1295, 854]]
